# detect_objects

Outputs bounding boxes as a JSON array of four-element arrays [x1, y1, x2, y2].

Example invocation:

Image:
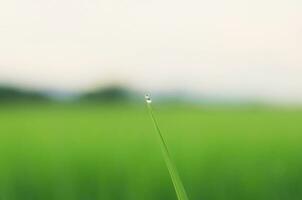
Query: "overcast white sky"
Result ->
[[0, 0, 301, 102]]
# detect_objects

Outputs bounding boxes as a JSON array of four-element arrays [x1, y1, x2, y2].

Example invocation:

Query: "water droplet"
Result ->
[[145, 94, 152, 103]]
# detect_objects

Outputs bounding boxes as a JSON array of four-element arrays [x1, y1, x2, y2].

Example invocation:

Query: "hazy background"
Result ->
[[0, 0, 301, 103], [0, 1, 302, 200]]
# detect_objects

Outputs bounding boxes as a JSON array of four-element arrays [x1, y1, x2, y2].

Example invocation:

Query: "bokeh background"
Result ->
[[0, 0, 302, 199]]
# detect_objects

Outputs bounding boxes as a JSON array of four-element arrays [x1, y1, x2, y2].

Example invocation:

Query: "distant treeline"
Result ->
[[80, 87, 137, 102], [0, 86, 49, 102], [0, 86, 138, 103]]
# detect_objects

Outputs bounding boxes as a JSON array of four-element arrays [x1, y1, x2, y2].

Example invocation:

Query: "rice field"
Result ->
[[0, 102, 302, 200]]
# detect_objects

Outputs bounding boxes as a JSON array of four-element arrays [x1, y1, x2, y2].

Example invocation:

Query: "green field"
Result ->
[[0, 102, 302, 200]]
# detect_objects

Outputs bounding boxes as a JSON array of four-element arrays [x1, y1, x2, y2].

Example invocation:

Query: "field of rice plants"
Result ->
[[0, 102, 302, 200]]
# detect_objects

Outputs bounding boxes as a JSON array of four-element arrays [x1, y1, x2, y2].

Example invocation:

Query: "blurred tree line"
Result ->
[[0, 86, 48, 102], [0, 85, 137, 103]]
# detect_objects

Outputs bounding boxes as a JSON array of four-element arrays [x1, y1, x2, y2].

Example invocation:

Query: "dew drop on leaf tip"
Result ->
[[145, 94, 152, 103]]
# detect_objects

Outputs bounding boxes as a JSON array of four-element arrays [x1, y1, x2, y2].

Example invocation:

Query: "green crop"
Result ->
[[145, 94, 189, 200]]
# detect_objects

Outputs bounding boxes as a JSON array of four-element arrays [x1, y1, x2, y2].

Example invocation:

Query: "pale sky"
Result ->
[[0, 0, 301, 102]]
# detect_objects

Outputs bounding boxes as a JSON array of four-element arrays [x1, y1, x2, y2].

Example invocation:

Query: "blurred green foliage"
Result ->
[[0, 86, 47, 102], [80, 87, 137, 102], [0, 102, 302, 200]]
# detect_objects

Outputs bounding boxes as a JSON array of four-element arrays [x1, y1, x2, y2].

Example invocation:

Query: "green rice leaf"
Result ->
[[145, 94, 189, 200]]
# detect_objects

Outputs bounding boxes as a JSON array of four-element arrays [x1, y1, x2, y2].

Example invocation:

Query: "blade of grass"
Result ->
[[145, 94, 189, 200]]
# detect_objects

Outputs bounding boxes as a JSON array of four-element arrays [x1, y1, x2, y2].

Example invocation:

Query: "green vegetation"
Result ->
[[146, 95, 189, 200], [0, 86, 47, 102], [80, 87, 137, 102], [0, 102, 302, 200]]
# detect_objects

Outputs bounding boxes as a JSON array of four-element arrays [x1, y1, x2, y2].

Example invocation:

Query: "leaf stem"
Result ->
[[145, 94, 189, 200]]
